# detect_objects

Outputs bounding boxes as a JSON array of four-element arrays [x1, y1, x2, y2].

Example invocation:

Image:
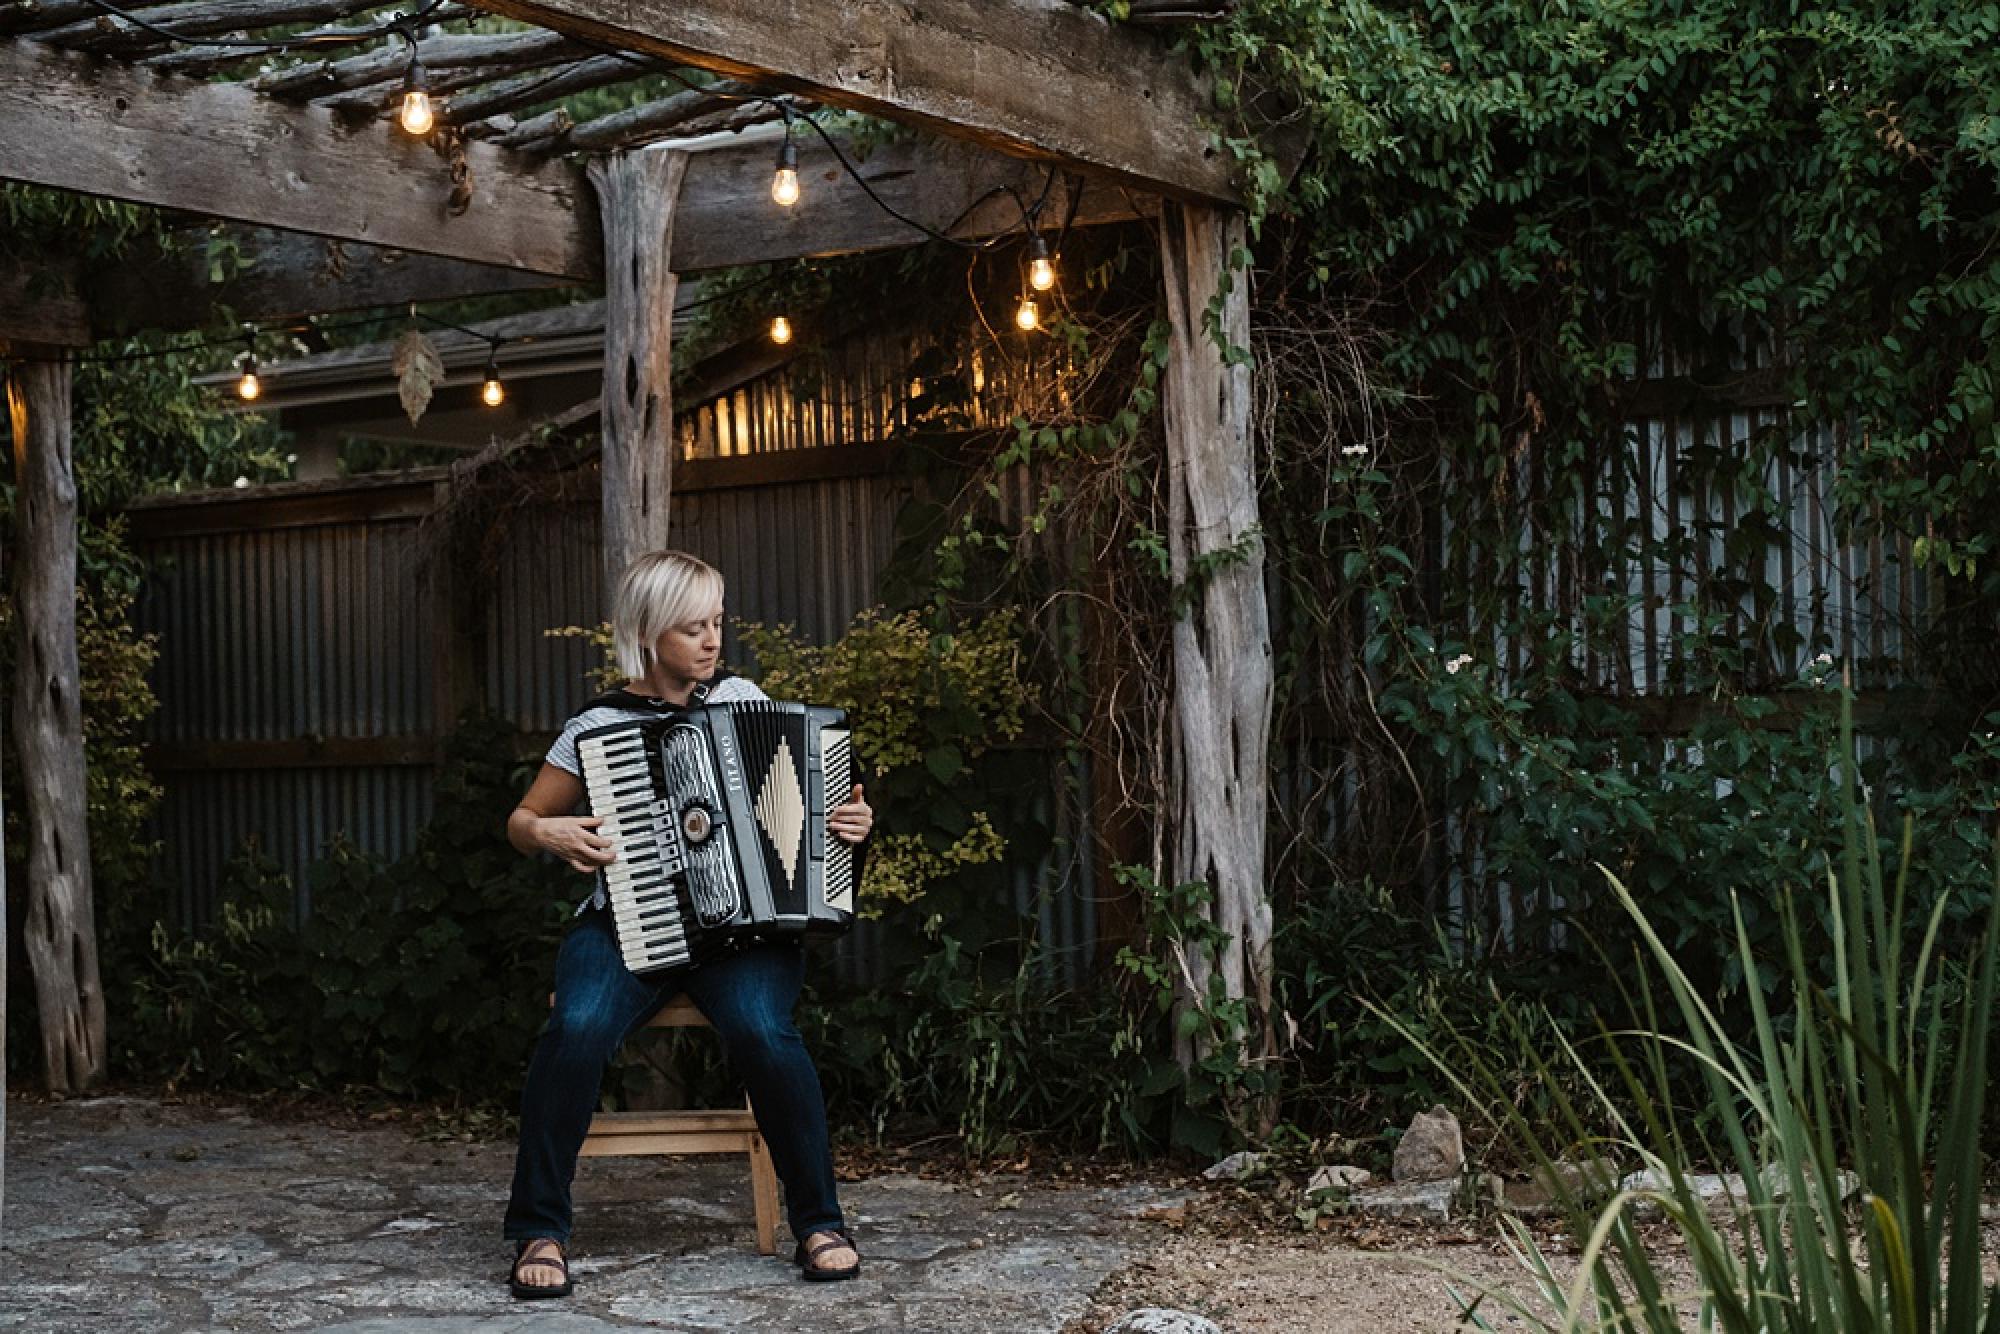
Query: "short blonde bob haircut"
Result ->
[[612, 549, 725, 681]]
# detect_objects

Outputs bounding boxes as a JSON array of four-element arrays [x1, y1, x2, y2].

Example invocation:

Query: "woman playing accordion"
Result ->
[[500, 550, 871, 1298]]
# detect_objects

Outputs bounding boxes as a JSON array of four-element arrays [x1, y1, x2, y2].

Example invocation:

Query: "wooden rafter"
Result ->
[[0, 36, 593, 275], [33, 0, 374, 55], [138, 6, 474, 76], [465, 0, 1244, 204], [0, 36, 1146, 282], [81, 229, 568, 335], [438, 51, 637, 126], [250, 27, 579, 100]]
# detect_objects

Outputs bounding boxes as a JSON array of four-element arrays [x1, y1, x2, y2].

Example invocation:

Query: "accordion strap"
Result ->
[[577, 671, 735, 716]]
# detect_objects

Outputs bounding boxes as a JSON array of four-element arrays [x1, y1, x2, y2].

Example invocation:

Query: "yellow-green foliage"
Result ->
[[739, 608, 1025, 773], [741, 608, 1026, 912], [544, 607, 1027, 913], [861, 812, 1007, 909]]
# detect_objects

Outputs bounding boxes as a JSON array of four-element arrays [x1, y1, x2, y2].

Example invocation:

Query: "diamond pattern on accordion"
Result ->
[[753, 736, 807, 892]]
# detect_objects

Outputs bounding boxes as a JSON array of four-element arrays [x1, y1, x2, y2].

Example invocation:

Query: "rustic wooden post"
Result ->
[[588, 146, 688, 605], [7, 348, 107, 1095], [1158, 203, 1274, 1076]]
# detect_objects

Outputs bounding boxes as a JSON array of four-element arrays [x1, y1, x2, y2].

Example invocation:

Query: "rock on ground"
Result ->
[[1390, 1106, 1464, 1184], [1103, 1309, 1224, 1334]]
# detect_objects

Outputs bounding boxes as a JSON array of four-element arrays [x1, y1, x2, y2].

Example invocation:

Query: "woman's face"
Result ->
[[652, 593, 724, 682]]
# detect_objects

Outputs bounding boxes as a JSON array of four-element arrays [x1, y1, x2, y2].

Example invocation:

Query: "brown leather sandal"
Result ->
[[794, 1228, 861, 1282], [509, 1238, 573, 1300]]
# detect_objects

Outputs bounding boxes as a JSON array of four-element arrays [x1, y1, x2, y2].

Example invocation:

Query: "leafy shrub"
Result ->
[[112, 715, 575, 1103], [740, 607, 1027, 912]]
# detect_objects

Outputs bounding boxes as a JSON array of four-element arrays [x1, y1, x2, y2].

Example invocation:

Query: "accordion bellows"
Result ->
[[576, 701, 858, 975]]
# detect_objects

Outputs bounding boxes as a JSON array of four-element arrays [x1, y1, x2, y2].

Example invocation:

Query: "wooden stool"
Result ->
[[570, 993, 782, 1255]]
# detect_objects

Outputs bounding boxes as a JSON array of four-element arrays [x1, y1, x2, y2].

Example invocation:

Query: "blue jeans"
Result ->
[[503, 908, 845, 1245]]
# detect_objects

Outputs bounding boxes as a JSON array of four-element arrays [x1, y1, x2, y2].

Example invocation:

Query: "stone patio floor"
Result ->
[[0, 1095, 1190, 1333]]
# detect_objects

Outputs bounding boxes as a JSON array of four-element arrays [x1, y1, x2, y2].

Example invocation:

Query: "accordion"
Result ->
[[575, 700, 859, 976]]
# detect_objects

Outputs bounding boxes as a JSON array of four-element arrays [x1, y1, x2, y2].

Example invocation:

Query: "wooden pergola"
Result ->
[[0, 0, 1290, 1201]]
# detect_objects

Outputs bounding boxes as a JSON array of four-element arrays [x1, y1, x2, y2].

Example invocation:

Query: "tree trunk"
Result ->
[[1158, 203, 1274, 1076], [589, 146, 688, 607], [7, 349, 106, 1095]]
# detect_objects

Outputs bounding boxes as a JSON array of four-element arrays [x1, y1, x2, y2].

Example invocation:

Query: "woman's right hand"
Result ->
[[536, 816, 617, 875]]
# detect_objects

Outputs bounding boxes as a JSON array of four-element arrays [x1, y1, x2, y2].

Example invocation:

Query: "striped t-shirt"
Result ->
[[547, 675, 770, 912]]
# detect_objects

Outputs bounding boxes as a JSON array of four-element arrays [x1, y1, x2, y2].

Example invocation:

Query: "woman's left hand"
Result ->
[[829, 783, 873, 844]]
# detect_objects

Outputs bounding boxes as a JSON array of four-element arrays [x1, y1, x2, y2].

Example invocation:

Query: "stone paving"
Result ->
[[0, 1096, 1189, 1333]]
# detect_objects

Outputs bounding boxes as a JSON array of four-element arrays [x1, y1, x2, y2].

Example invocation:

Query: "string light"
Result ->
[[769, 315, 793, 344], [770, 133, 800, 208], [399, 54, 435, 136], [1014, 295, 1040, 332], [480, 346, 505, 407], [235, 333, 261, 401], [1027, 234, 1057, 292]]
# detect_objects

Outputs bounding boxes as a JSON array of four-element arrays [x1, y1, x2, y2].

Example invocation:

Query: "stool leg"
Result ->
[[748, 1107, 780, 1257]]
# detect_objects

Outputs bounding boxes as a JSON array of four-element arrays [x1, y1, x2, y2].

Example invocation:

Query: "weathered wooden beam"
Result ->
[[662, 133, 1148, 272], [0, 40, 1148, 282], [0, 36, 597, 277], [591, 146, 685, 600], [85, 228, 569, 336], [5, 347, 107, 1095], [0, 259, 89, 346], [467, 0, 1242, 205], [1159, 200, 1273, 1080]]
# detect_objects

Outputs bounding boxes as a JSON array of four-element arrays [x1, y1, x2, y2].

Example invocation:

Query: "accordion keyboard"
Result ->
[[577, 724, 693, 974]]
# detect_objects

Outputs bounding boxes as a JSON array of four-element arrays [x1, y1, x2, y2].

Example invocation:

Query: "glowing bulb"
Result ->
[[971, 349, 986, 394], [770, 315, 793, 345], [1014, 296, 1039, 332], [1027, 235, 1057, 292], [401, 89, 434, 135], [481, 374, 504, 408], [236, 368, 261, 401], [771, 137, 800, 207], [909, 375, 924, 398], [400, 58, 434, 136]]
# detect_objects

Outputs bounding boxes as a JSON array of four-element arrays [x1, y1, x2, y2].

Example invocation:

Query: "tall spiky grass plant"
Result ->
[[1385, 692, 2000, 1331]]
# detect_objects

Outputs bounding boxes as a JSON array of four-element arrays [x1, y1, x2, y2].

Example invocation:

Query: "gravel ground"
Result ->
[[1064, 1199, 2000, 1332]]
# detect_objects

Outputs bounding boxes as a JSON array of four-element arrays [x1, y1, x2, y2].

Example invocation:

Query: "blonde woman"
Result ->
[[502, 550, 872, 1298]]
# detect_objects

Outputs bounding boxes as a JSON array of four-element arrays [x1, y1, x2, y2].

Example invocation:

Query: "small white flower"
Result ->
[[1341, 443, 1370, 458], [1445, 653, 1474, 675], [1813, 653, 1833, 667], [232, 476, 250, 489]]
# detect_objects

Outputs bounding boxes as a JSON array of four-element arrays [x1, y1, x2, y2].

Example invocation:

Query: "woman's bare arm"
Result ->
[[507, 764, 615, 874]]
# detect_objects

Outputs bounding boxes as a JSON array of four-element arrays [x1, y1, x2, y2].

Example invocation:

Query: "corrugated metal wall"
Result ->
[[134, 472, 906, 919], [129, 335, 1101, 985]]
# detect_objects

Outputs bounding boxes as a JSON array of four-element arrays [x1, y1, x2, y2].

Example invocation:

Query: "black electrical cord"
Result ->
[[76, 0, 452, 54]]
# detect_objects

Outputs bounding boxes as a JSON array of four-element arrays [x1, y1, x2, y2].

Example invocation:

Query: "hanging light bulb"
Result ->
[[1014, 295, 1040, 332], [1027, 234, 1057, 292], [770, 135, 800, 207], [235, 333, 261, 401], [480, 348, 505, 407], [400, 58, 435, 136], [770, 314, 793, 345], [970, 348, 987, 394]]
